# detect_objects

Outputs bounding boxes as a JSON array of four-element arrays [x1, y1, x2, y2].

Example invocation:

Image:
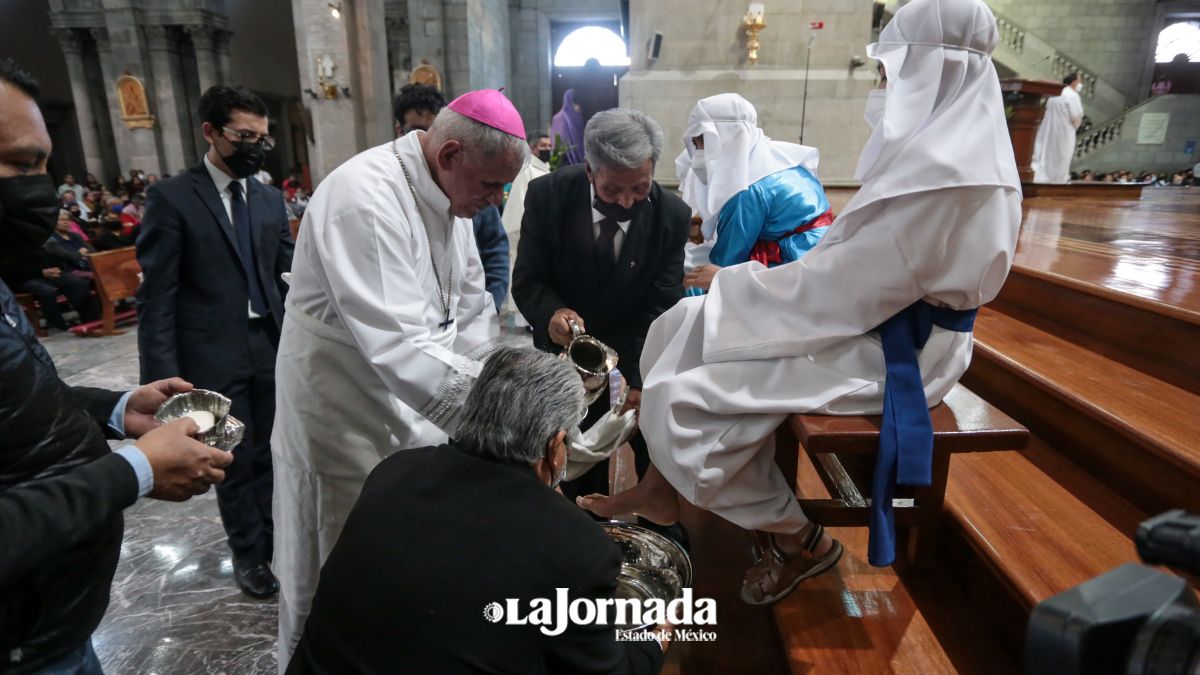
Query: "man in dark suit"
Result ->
[[137, 85, 294, 598], [1, 56, 233, 675], [513, 108, 691, 501], [287, 348, 667, 675]]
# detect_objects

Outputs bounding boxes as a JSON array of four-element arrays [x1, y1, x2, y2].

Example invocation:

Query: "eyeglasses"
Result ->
[[221, 126, 276, 151]]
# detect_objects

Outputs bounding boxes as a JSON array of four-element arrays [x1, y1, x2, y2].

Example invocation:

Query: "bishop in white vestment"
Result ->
[[271, 90, 529, 670]]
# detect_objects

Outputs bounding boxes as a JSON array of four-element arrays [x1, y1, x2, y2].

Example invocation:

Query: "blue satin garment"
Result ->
[[686, 165, 831, 297], [709, 165, 830, 268], [869, 301, 978, 567]]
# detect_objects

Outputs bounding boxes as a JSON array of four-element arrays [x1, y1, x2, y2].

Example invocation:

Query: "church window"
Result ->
[[554, 26, 631, 67]]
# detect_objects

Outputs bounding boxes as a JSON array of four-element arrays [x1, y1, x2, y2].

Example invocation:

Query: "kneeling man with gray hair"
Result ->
[[287, 348, 668, 675]]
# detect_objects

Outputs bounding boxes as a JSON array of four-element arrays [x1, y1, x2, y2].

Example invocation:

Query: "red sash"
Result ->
[[749, 209, 834, 267]]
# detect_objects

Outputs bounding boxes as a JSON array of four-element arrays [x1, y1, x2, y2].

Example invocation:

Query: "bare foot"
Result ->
[[576, 465, 681, 525]]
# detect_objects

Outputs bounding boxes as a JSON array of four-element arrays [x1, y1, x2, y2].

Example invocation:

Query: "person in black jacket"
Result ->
[[512, 108, 691, 501], [137, 85, 294, 598], [288, 347, 668, 675], [0, 57, 234, 675], [44, 208, 94, 272]]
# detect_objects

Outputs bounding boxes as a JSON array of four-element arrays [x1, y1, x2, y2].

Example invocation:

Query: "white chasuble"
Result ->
[[272, 131, 498, 671]]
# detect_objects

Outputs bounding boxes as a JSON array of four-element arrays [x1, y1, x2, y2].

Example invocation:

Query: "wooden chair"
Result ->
[[774, 384, 1029, 567], [76, 247, 141, 336], [14, 293, 48, 337]]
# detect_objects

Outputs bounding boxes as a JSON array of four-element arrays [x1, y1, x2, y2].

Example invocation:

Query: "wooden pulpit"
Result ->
[[999, 78, 1064, 182]]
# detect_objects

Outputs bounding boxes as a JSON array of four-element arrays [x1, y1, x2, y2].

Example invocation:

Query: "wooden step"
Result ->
[[963, 308, 1200, 516], [992, 265, 1200, 394], [941, 439, 1144, 647], [771, 450, 1019, 674]]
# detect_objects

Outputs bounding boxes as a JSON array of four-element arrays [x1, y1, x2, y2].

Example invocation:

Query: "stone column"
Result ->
[[187, 26, 221, 92], [215, 30, 233, 85], [290, 0, 391, 183], [144, 25, 195, 173], [52, 28, 106, 180], [91, 26, 163, 175]]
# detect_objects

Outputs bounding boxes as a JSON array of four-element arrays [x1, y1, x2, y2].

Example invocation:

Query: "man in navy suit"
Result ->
[[137, 85, 294, 598]]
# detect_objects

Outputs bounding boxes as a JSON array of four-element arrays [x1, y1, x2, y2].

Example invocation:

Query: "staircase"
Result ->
[[1072, 93, 1200, 171], [985, 4, 1130, 124], [765, 190, 1200, 674]]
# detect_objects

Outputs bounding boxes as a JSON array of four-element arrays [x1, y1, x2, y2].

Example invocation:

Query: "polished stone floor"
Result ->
[[41, 319, 535, 675], [44, 328, 280, 675]]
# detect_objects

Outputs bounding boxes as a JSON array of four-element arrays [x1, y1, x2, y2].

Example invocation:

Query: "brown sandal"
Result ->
[[739, 523, 843, 606]]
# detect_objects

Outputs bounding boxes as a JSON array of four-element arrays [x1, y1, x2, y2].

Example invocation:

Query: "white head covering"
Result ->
[[845, 0, 1021, 221], [675, 94, 820, 238]]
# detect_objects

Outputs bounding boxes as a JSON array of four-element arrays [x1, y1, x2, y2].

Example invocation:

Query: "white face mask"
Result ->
[[864, 89, 887, 131], [690, 149, 708, 185]]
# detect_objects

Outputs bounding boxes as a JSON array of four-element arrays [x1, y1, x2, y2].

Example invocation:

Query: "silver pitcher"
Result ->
[[562, 319, 618, 406]]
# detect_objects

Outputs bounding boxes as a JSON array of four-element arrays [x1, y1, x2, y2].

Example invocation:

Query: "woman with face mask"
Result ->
[[675, 94, 831, 295]]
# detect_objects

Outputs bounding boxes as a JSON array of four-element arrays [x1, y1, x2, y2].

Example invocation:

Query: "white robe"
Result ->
[[1032, 86, 1083, 184], [638, 186, 1020, 534], [272, 131, 498, 671], [499, 154, 549, 321]]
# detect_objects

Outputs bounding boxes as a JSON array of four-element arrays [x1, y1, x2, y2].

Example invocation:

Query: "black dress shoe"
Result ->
[[234, 560, 279, 599]]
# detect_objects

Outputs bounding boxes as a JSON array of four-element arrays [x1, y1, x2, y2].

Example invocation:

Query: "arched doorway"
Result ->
[[1151, 20, 1200, 95], [550, 23, 630, 146]]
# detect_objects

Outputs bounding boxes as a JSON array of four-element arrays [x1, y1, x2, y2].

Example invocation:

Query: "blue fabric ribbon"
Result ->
[[868, 300, 977, 567]]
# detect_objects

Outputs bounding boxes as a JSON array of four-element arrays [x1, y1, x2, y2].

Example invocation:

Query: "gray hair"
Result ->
[[584, 108, 664, 170], [428, 108, 530, 166], [455, 347, 585, 466]]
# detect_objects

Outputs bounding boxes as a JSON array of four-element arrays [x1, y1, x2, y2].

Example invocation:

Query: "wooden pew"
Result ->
[[775, 384, 1029, 566], [14, 293, 48, 337], [76, 247, 141, 336]]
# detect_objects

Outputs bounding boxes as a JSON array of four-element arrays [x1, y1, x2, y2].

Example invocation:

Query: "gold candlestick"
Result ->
[[743, 11, 767, 65]]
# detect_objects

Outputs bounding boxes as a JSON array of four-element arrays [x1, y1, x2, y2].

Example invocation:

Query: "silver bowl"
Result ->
[[154, 389, 237, 449], [600, 522, 693, 630]]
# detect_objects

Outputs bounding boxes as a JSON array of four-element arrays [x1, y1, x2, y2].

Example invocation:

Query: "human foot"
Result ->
[[739, 523, 842, 606], [576, 474, 681, 525]]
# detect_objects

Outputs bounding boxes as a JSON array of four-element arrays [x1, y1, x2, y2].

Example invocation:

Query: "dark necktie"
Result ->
[[228, 181, 268, 317], [595, 218, 619, 280]]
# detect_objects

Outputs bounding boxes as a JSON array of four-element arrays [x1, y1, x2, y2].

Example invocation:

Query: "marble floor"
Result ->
[[43, 328, 279, 675], [41, 320, 535, 675]]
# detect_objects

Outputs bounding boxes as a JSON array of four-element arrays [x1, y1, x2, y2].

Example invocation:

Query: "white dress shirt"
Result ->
[[589, 185, 631, 261], [203, 154, 260, 318]]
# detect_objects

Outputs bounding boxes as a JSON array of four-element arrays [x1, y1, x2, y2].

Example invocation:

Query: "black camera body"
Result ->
[[1026, 510, 1200, 675]]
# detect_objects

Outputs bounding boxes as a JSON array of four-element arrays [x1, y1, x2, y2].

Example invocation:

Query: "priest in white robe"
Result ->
[[579, 0, 1022, 606], [1032, 73, 1084, 184], [271, 90, 529, 670]]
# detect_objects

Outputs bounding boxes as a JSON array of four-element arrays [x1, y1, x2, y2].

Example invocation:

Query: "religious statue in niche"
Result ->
[[410, 60, 443, 91], [116, 73, 155, 129]]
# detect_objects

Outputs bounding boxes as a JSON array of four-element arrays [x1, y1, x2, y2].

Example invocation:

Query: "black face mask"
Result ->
[[220, 141, 266, 179], [0, 175, 60, 263], [537, 149, 552, 163], [592, 193, 651, 222]]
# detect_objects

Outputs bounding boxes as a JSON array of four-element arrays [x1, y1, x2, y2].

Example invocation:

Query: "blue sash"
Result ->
[[868, 300, 977, 566]]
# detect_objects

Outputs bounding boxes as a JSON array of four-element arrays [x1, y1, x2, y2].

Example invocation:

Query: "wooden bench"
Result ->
[[70, 247, 140, 336], [13, 293, 48, 337], [770, 447, 1024, 674], [775, 384, 1029, 566]]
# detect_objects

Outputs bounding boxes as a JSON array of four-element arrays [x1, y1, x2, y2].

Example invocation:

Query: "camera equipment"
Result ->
[[1026, 510, 1200, 675]]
